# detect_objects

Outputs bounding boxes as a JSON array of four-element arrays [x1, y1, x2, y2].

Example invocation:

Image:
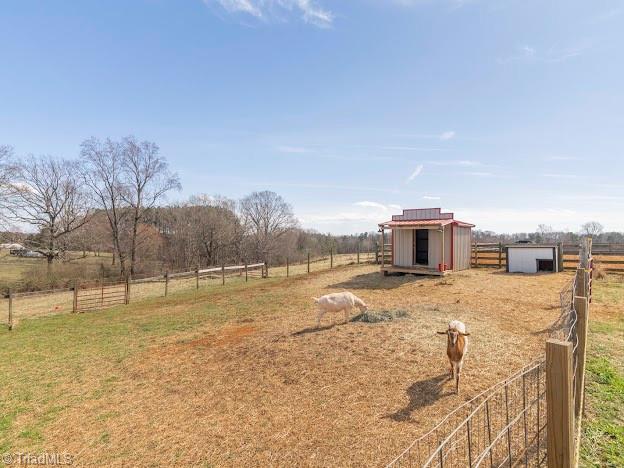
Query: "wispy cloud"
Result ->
[[498, 44, 588, 64], [406, 164, 424, 182], [423, 195, 441, 200], [464, 171, 496, 177], [439, 130, 456, 140], [379, 146, 444, 152], [428, 159, 480, 167], [541, 173, 578, 179], [354, 201, 389, 210], [546, 156, 580, 161], [206, 0, 333, 27]]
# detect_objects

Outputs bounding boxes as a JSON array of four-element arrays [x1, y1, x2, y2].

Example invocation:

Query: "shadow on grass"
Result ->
[[292, 323, 338, 336], [327, 272, 429, 290], [386, 373, 452, 422]]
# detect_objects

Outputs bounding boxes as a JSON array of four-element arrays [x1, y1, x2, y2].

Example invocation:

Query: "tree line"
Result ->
[[0, 138, 379, 283]]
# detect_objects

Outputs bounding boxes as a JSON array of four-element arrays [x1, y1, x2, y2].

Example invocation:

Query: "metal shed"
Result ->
[[505, 244, 563, 273], [378, 208, 474, 276]]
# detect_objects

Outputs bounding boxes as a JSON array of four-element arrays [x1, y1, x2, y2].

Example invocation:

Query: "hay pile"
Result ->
[[351, 309, 410, 323]]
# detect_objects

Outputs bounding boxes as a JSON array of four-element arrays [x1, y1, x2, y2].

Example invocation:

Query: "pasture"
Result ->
[[0, 265, 572, 466]]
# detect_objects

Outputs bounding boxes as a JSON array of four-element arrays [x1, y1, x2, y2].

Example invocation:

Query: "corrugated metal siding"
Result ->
[[453, 226, 471, 271], [444, 224, 452, 268], [428, 229, 442, 268], [394, 208, 441, 221], [393, 229, 413, 267], [507, 247, 555, 273]]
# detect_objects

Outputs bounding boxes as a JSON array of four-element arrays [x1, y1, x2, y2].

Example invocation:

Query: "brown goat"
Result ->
[[437, 320, 470, 394]]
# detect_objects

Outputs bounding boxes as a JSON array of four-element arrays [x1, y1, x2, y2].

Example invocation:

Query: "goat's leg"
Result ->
[[449, 360, 454, 379], [344, 306, 351, 323], [316, 309, 326, 328], [456, 361, 463, 394]]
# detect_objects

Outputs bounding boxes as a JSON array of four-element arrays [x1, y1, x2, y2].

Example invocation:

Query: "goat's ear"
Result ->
[[436, 331, 447, 335], [461, 332, 471, 336]]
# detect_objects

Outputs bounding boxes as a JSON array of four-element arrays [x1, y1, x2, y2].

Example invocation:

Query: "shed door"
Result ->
[[413, 229, 429, 265]]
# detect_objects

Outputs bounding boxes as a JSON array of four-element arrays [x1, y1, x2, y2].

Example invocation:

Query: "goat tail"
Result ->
[[311, 297, 319, 303]]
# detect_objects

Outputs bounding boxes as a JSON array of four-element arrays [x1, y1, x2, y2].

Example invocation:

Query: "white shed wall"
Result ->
[[507, 247, 555, 273], [393, 229, 413, 267], [453, 226, 472, 271]]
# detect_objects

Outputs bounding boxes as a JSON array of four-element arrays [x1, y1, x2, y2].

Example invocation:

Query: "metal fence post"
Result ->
[[357, 243, 360, 264], [245, 262, 248, 282], [286, 257, 289, 277], [165, 271, 169, 297], [265, 262, 269, 278], [307, 252, 310, 274], [222, 265, 225, 285], [330, 248, 333, 269], [73, 280, 79, 312], [574, 296, 589, 420], [546, 339, 574, 468], [7, 289, 13, 331], [125, 276, 130, 305], [196, 265, 200, 290]]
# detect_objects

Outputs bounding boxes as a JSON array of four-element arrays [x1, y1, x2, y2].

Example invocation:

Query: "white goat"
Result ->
[[437, 320, 470, 394], [312, 292, 368, 328]]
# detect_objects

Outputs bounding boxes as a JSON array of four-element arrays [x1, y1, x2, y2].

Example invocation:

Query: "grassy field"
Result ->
[[580, 275, 624, 467], [0, 264, 571, 466], [0, 249, 116, 291]]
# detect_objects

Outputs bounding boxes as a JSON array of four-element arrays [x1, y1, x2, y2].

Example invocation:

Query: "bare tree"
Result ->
[[0, 145, 14, 221], [80, 138, 131, 275], [4, 155, 91, 267], [580, 221, 604, 237], [120, 136, 181, 275], [239, 190, 298, 263]]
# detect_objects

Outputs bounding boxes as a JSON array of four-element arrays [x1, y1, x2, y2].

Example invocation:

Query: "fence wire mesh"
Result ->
[[388, 245, 590, 468]]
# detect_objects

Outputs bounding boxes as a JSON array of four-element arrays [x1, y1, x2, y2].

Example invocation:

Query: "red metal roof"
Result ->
[[379, 219, 474, 228]]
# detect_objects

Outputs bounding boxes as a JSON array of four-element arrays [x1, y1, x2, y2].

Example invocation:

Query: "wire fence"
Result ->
[[2, 251, 378, 327], [387, 240, 592, 468]]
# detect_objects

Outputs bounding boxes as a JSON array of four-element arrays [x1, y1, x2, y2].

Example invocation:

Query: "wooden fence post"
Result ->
[[196, 266, 200, 290], [330, 248, 333, 269], [474, 242, 479, 267], [265, 262, 269, 278], [125, 276, 130, 305], [546, 339, 574, 468], [574, 295, 589, 420], [498, 242, 503, 268], [575, 267, 587, 298], [307, 252, 310, 274], [7, 289, 13, 331], [286, 257, 289, 277], [375, 246, 379, 264], [221, 265, 225, 285], [73, 280, 79, 312], [164, 271, 169, 297], [245, 262, 248, 282]]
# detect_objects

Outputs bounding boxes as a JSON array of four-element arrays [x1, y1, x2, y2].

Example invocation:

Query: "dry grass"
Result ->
[[0, 265, 570, 466]]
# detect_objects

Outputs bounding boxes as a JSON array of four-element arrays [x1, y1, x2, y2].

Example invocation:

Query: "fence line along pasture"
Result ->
[[471, 241, 623, 272], [388, 238, 593, 468], [2, 250, 378, 328]]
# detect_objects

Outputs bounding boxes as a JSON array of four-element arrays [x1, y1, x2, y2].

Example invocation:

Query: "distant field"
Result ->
[[0, 249, 115, 291]]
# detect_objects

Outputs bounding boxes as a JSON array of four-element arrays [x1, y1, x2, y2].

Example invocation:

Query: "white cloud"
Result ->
[[429, 159, 480, 166], [546, 156, 580, 161], [380, 146, 444, 152], [207, 0, 333, 27], [388, 203, 402, 210], [354, 201, 388, 210], [406, 164, 423, 182], [423, 195, 441, 200], [464, 171, 495, 177], [541, 173, 578, 179], [439, 130, 456, 140], [499, 44, 589, 64]]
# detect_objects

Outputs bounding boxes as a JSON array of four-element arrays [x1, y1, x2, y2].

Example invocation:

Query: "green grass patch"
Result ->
[[580, 278, 624, 467], [0, 275, 289, 452]]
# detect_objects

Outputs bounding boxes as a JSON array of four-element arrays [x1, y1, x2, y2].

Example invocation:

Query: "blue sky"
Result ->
[[1, 1, 623, 234]]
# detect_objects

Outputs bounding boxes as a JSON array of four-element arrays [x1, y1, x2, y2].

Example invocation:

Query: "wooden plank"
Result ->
[[546, 339, 574, 468]]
